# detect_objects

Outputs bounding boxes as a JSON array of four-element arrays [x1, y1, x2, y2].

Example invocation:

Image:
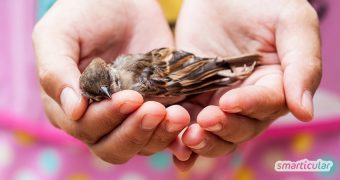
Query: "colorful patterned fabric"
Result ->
[[0, 0, 339, 179]]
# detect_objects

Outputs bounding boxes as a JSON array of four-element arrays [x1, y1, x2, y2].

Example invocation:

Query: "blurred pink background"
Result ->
[[0, 0, 82, 147], [0, 0, 339, 179]]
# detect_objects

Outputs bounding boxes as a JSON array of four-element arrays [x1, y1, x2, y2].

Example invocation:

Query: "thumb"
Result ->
[[276, 5, 322, 121], [33, 23, 87, 121]]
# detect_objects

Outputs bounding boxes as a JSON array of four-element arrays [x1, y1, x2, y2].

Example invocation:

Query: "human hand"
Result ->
[[33, 0, 190, 163], [174, 0, 321, 170]]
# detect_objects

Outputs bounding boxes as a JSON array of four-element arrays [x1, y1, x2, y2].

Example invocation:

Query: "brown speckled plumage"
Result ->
[[79, 48, 260, 102]]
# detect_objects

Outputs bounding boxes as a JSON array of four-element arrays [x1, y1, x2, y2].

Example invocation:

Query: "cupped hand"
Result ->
[[174, 0, 322, 170], [33, 0, 190, 163]]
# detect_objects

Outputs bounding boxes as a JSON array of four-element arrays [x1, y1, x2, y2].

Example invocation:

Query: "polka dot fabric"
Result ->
[[0, 128, 179, 180], [4, 127, 339, 179]]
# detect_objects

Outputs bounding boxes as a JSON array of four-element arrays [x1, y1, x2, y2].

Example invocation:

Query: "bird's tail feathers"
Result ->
[[166, 53, 260, 96]]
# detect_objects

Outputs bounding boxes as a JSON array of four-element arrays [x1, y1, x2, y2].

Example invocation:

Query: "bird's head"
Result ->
[[79, 58, 112, 102]]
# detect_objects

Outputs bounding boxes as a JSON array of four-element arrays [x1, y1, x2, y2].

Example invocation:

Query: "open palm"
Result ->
[[34, 0, 193, 164], [173, 0, 321, 170]]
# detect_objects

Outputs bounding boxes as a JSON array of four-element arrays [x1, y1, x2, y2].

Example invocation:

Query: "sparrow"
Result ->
[[79, 48, 260, 102]]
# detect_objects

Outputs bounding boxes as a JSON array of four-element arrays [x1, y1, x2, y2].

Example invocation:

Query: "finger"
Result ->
[[90, 101, 166, 164], [197, 106, 271, 143], [219, 73, 288, 121], [276, 4, 322, 121], [182, 124, 236, 157], [168, 136, 192, 162], [33, 19, 86, 121], [40, 88, 65, 129], [173, 153, 199, 172], [139, 105, 190, 155], [56, 90, 143, 144]]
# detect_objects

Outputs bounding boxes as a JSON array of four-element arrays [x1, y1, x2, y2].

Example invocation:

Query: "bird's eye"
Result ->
[[99, 87, 105, 94]]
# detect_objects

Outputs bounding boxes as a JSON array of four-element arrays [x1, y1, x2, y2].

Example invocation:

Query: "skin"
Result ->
[[174, 0, 322, 170], [33, 0, 322, 170], [33, 0, 191, 164]]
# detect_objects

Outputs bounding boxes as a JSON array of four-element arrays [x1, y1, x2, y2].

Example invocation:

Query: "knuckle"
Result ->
[[305, 56, 322, 72], [303, 59, 322, 92], [38, 69, 48, 84], [220, 118, 256, 144], [211, 143, 237, 157], [140, 139, 170, 155], [315, 62, 322, 77], [219, 124, 239, 142], [152, 131, 172, 147], [197, 139, 236, 158], [40, 92, 61, 129], [66, 124, 98, 144], [311, 60, 323, 81], [124, 133, 147, 147], [266, 108, 289, 121], [200, 144, 215, 157], [38, 67, 56, 89], [38, 66, 64, 99], [219, 130, 233, 141]]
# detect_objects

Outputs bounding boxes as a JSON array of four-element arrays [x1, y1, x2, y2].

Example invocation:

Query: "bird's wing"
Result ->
[[141, 48, 260, 96]]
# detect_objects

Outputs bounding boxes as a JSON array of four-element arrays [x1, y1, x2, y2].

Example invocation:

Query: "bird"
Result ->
[[79, 48, 260, 102]]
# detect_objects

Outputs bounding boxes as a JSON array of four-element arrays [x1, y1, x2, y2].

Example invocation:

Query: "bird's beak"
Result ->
[[100, 86, 111, 98]]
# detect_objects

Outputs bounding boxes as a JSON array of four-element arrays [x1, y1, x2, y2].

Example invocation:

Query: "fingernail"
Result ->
[[180, 150, 192, 161], [205, 123, 222, 132], [60, 87, 80, 120], [176, 150, 192, 161], [302, 90, 314, 118], [190, 139, 207, 150], [222, 107, 242, 113], [141, 114, 163, 130], [119, 102, 139, 114], [166, 123, 184, 133]]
